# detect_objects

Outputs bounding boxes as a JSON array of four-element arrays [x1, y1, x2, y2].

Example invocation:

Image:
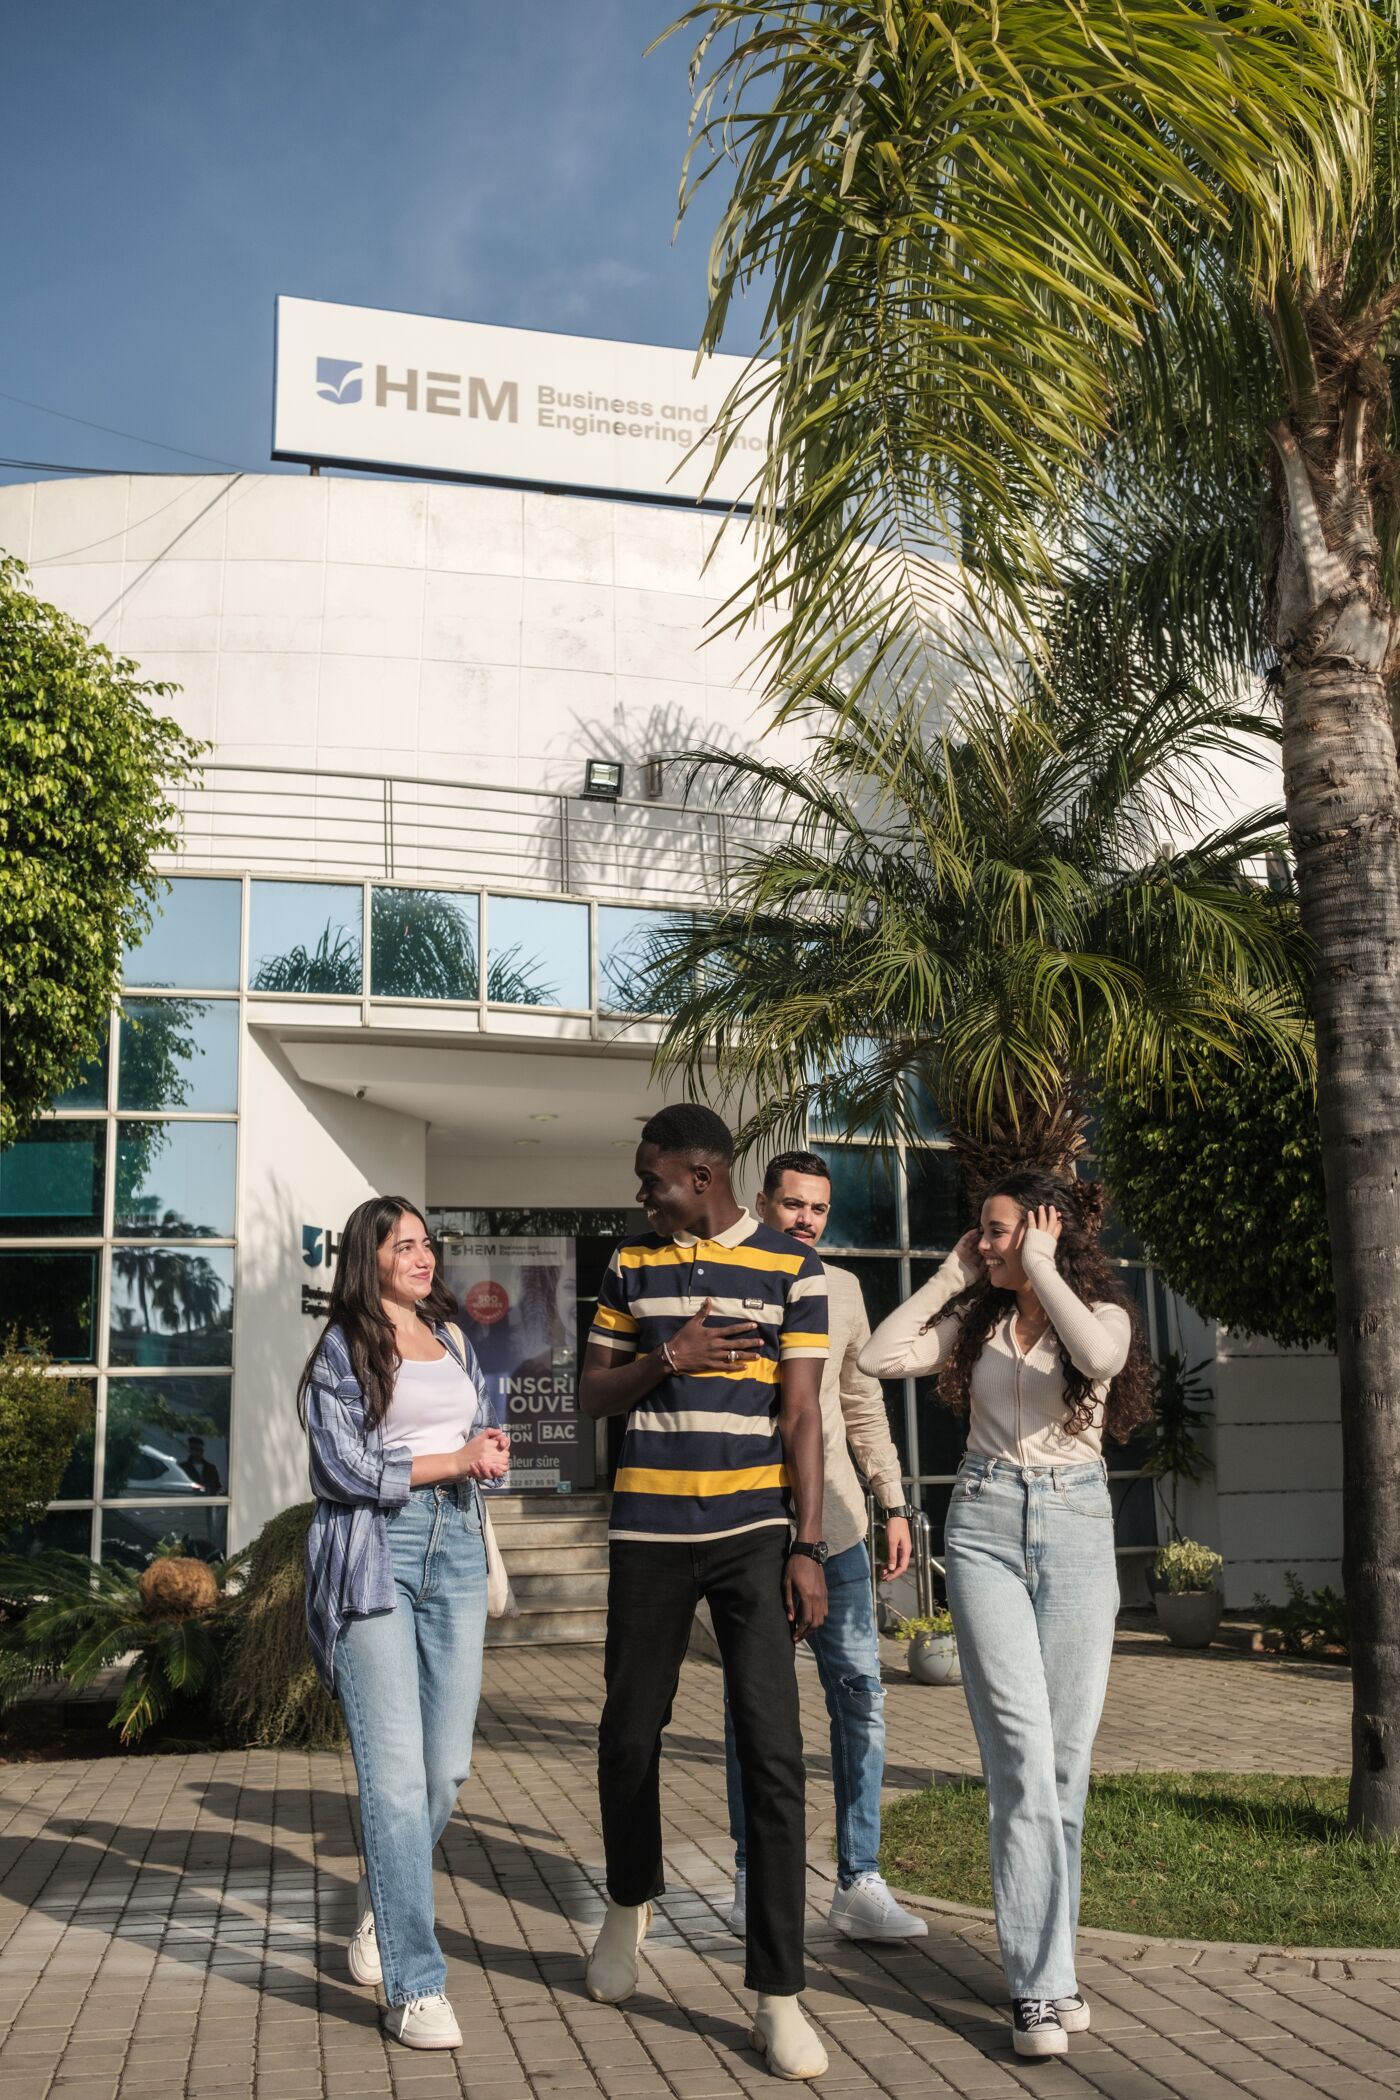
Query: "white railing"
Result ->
[[161, 762, 785, 905]]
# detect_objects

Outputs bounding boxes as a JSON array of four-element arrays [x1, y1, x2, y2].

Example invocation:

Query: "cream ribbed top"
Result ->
[[856, 1228, 1132, 1467]]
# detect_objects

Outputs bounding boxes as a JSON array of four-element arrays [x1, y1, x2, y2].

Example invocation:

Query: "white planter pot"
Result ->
[[1155, 1589, 1224, 1649], [908, 1632, 961, 1685]]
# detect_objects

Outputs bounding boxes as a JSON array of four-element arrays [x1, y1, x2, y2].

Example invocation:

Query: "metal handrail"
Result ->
[[162, 759, 788, 905], [867, 1494, 946, 1623]]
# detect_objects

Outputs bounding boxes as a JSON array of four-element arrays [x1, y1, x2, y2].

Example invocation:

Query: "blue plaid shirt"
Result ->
[[303, 1319, 490, 1689]]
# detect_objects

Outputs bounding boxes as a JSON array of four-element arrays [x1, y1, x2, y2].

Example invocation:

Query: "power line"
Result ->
[[0, 384, 244, 469], [0, 455, 159, 476]]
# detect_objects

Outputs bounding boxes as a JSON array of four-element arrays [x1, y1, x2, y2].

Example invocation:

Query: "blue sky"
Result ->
[[1, 2, 743, 486]]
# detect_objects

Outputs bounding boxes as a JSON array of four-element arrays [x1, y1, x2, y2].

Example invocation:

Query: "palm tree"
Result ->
[[646, 680, 1309, 1181], [670, 1, 1399, 1836]]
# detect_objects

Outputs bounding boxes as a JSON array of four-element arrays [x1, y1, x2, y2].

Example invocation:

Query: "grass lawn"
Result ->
[[880, 1773, 1400, 1947]]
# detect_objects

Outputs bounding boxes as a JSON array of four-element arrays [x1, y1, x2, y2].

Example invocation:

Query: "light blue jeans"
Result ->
[[944, 1456, 1118, 2001], [723, 1540, 885, 1886], [334, 1481, 488, 2005]]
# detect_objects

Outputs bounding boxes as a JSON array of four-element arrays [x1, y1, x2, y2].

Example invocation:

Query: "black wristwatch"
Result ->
[[881, 1505, 912, 1521], [787, 1539, 829, 1566]]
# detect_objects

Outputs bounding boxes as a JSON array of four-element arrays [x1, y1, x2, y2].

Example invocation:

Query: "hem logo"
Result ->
[[316, 357, 363, 405], [313, 355, 517, 423]]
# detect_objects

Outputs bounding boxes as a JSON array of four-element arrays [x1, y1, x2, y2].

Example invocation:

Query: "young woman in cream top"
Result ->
[[859, 1167, 1151, 2060]]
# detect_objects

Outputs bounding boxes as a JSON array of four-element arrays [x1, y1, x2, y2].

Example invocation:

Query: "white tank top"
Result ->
[[383, 1349, 478, 1458]]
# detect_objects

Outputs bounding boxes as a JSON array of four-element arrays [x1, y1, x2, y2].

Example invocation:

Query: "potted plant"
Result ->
[[1153, 1539, 1224, 1648], [888, 1609, 961, 1685]]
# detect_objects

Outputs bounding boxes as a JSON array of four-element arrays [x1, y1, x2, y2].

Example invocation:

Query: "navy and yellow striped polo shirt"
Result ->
[[590, 1209, 829, 1542]]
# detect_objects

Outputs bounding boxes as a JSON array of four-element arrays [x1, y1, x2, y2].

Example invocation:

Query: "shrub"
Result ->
[[1155, 1538, 1224, 1594], [0, 1336, 89, 1540], [1253, 1571, 1350, 1658], [887, 1609, 955, 1639], [220, 1502, 344, 1748], [1095, 1055, 1333, 1350], [0, 554, 200, 1147]]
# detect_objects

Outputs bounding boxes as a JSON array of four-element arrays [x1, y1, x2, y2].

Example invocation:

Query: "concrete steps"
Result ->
[[484, 1490, 610, 1648]]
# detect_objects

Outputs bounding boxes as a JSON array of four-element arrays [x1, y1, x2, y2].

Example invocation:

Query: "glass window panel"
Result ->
[[250, 881, 362, 994], [487, 896, 588, 1009], [824, 1145, 897, 1249], [118, 999, 239, 1113], [3, 1510, 93, 1559], [100, 1503, 227, 1571], [109, 1246, 234, 1367], [905, 1073, 947, 1142], [1100, 1198, 1143, 1263], [597, 906, 686, 1016], [916, 1383, 970, 1477], [0, 1251, 99, 1361], [53, 1024, 109, 1110], [905, 1146, 966, 1250], [114, 1123, 236, 1239], [0, 1120, 105, 1237], [123, 878, 241, 991], [54, 1379, 97, 1501], [808, 1038, 882, 1141], [1111, 1473, 1158, 1549], [371, 888, 479, 1000], [919, 1480, 956, 1562], [102, 1376, 231, 1502]]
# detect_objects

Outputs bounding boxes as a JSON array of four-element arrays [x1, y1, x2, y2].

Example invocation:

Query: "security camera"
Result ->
[[354, 1086, 367, 1100]]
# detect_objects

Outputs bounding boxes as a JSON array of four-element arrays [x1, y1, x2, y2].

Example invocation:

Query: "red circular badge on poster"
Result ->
[[466, 1280, 510, 1327]]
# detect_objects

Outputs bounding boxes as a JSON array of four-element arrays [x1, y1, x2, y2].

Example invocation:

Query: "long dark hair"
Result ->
[[937, 1169, 1153, 1444], [297, 1195, 458, 1432]]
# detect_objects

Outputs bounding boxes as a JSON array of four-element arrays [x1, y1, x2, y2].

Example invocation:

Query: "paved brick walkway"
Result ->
[[2, 1632, 1393, 2100]]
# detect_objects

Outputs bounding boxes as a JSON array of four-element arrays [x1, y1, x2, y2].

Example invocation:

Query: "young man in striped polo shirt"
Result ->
[[579, 1103, 831, 2082]]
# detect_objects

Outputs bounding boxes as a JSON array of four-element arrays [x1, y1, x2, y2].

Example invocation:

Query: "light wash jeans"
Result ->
[[723, 1540, 885, 1886], [334, 1481, 488, 2005], [944, 1455, 1118, 2001]]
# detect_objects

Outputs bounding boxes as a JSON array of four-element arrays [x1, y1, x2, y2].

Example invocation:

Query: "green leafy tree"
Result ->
[[672, 0, 1400, 1834], [0, 554, 200, 1146], [1097, 1059, 1334, 1352], [0, 1336, 88, 1540], [647, 682, 1310, 1181]]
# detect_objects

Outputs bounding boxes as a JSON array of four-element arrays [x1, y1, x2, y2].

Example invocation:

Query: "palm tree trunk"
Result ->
[[1271, 403, 1400, 1840]]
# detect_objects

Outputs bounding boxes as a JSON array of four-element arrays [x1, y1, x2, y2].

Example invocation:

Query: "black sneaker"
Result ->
[[1055, 1993, 1090, 2032], [1012, 1998, 1068, 2058]]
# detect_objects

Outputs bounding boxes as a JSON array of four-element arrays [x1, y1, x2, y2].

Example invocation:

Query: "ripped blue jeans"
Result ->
[[723, 1540, 884, 1886]]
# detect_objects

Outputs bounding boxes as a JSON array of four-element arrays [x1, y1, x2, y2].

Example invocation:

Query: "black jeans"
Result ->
[[598, 1528, 806, 1995]]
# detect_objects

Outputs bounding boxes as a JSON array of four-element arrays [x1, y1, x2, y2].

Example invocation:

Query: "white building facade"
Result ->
[[0, 464, 1341, 1607]]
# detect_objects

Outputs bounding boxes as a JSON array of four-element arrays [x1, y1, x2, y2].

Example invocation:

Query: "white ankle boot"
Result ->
[[585, 1898, 652, 2003], [751, 1995, 828, 2080]]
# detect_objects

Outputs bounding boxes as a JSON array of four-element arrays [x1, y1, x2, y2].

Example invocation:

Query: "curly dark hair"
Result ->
[[937, 1169, 1153, 1444]]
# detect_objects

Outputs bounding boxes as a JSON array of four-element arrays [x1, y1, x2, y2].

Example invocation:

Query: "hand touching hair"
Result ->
[[938, 1169, 1152, 1442]]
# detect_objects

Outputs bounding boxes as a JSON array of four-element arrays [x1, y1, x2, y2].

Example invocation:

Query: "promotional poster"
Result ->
[[439, 1235, 583, 1492]]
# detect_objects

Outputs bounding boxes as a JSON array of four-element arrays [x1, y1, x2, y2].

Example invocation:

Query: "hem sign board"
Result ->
[[272, 296, 767, 510]]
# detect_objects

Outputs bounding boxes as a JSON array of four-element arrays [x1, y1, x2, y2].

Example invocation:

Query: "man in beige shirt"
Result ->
[[722, 1150, 928, 1943]]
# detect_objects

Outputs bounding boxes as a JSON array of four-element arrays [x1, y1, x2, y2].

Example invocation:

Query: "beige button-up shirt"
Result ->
[[820, 1260, 906, 1556]]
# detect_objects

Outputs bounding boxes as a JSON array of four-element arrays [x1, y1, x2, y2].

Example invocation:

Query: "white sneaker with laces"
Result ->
[[727, 1868, 746, 1937], [383, 1995, 463, 2049], [827, 1872, 928, 1941], [1012, 1998, 1068, 2058], [347, 1875, 381, 1985]]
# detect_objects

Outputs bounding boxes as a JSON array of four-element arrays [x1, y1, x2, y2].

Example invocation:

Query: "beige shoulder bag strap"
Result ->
[[449, 1323, 516, 1619]]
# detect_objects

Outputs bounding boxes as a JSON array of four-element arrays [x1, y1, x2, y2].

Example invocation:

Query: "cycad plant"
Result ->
[[647, 682, 1309, 1182], [0, 1540, 242, 1746]]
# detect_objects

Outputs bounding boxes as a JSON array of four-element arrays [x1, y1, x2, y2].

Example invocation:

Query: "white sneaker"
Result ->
[[383, 1995, 462, 2049], [728, 1868, 746, 1937], [827, 1872, 928, 1941], [1056, 1992, 1091, 2032], [347, 1875, 381, 1985], [1012, 1998, 1068, 2058], [751, 1994, 828, 2081]]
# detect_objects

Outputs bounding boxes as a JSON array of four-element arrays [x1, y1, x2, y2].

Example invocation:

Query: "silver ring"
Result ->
[[728, 1349, 736, 1363]]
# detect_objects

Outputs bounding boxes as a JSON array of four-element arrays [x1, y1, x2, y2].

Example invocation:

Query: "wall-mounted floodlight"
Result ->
[[583, 759, 624, 801]]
